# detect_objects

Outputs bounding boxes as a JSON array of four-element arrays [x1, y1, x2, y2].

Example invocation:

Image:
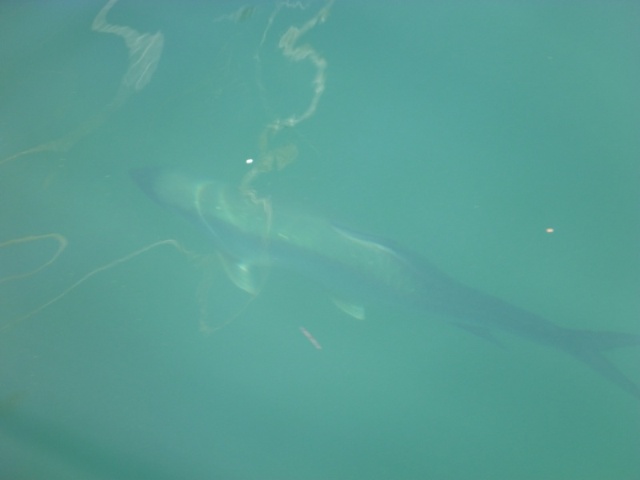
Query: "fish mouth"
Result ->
[[129, 167, 161, 193]]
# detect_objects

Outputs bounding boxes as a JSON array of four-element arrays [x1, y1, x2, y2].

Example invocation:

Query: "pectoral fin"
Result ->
[[218, 253, 261, 295], [331, 297, 366, 320]]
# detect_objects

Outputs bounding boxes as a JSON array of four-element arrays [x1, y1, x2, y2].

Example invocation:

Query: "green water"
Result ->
[[1, 1, 638, 479]]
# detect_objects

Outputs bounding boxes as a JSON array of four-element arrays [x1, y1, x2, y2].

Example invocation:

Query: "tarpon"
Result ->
[[131, 167, 640, 400]]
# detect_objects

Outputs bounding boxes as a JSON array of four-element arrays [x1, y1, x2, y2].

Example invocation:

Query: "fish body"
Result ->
[[131, 167, 640, 400]]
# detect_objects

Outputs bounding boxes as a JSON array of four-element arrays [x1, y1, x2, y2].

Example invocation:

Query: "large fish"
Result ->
[[131, 167, 640, 400]]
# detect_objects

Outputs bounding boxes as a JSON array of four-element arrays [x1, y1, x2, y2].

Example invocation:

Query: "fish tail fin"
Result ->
[[560, 327, 640, 401]]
